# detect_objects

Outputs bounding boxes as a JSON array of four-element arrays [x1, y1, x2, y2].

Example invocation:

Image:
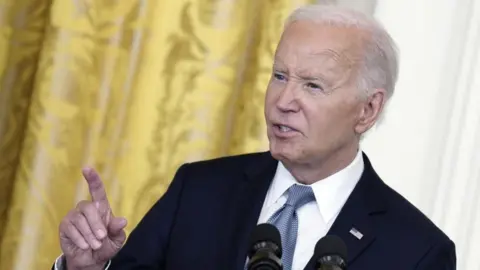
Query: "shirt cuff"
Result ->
[[54, 254, 65, 270], [54, 254, 111, 270]]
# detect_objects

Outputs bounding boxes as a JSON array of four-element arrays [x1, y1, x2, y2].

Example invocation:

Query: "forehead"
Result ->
[[274, 21, 367, 68]]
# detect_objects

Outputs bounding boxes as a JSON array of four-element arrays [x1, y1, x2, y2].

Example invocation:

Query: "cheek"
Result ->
[[303, 101, 350, 138], [265, 85, 278, 110]]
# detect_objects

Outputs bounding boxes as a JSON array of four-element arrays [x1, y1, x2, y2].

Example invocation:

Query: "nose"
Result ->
[[275, 84, 300, 113]]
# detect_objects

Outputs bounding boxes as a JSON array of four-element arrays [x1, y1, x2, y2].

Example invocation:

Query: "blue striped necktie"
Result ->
[[267, 184, 316, 270]]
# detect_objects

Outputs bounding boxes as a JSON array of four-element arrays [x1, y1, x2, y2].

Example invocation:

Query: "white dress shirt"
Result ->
[[256, 150, 364, 270]]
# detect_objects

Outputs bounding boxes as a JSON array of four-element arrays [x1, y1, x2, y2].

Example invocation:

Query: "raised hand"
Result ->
[[59, 168, 127, 270]]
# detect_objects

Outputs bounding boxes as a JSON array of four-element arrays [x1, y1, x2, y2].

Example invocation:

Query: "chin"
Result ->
[[269, 140, 302, 164]]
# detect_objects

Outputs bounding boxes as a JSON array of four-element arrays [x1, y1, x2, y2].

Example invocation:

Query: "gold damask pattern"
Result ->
[[0, 0, 315, 269], [0, 0, 52, 260]]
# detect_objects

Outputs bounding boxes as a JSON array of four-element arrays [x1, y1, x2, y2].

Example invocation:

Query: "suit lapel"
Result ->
[[228, 152, 278, 270], [327, 153, 388, 265], [225, 152, 387, 269]]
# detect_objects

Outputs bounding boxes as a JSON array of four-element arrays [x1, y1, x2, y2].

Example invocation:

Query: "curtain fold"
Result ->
[[0, 0, 52, 253], [0, 0, 315, 269]]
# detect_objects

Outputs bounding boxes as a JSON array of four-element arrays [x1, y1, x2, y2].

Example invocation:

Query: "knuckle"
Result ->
[[66, 223, 78, 235], [60, 210, 77, 230], [84, 203, 97, 214], [72, 212, 85, 225], [59, 220, 68, 232], [76, 200, 90, 210], [66, 209, 77, 219], [79, 202, 99, 217], [75, 200, 86, 208]]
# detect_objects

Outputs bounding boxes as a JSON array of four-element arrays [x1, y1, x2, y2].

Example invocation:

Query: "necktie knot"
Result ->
[[285, 184, 315, 210]]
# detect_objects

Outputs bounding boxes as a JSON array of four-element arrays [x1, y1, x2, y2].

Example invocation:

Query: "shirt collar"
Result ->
[[265, 150, 364, 224]]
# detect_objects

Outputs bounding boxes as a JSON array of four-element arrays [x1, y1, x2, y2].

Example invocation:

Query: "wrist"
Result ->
[[65, 259, 107, 270]]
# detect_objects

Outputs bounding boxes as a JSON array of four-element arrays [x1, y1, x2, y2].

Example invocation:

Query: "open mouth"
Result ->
[[272, 124, 300, 137], [275, 124, 296, 132]]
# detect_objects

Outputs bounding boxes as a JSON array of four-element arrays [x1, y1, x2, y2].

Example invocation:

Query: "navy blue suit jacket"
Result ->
[[108, 152, 455, 269]]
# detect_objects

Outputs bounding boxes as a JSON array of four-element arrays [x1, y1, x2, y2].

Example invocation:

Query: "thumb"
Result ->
[[108, 217, 127, 245], [109, 217, 127, 234]]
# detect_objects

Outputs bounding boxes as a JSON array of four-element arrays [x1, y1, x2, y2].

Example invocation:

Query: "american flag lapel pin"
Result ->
[[349, 227, 364, 240]]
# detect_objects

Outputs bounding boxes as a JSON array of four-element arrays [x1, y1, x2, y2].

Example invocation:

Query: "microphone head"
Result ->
[[248, 223, 282, 258], [314, 235, 347, 261]]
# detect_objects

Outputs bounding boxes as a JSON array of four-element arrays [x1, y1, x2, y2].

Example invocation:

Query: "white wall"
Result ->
[[318, 0, 480, 269], [334, 0, 376, 14], [364, 1, 479, 269]]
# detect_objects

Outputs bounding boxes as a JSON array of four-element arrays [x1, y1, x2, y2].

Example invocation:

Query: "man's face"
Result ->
[[265, 21, 376, 166]]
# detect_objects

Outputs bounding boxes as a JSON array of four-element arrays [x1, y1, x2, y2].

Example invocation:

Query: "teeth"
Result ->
[[279, 125, 293, 132]]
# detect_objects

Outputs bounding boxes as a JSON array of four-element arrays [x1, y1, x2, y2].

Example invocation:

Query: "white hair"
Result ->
[[285, 5, 399, 102]]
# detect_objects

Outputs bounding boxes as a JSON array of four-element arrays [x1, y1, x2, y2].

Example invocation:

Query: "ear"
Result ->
[[354, 89, 386, 134]]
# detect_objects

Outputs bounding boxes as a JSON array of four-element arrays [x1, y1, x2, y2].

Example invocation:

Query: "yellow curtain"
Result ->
[[0, 0, 315, 269]]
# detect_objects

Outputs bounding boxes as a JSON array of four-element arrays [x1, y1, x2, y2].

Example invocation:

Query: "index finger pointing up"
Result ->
[[82, 167, 110, 207]]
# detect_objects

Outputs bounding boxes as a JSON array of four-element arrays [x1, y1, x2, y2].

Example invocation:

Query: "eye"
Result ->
[[305, 82, 323, 91], [273, 72, 287, 82]]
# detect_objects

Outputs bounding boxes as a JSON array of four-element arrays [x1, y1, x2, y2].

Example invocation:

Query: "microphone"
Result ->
[[311, 235, 347, 270], [246, 223, 283, 270]]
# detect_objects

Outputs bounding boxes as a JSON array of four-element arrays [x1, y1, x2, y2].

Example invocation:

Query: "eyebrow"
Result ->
[[296, 72, 324, 81], [272, 63, 327, 82]]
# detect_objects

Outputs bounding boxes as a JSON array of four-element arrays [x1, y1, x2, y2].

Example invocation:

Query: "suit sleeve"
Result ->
[[108, 163, 190, 269], [415, 240, 456, 270]]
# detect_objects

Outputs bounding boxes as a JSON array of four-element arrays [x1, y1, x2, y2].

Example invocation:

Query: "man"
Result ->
[[54, 4, 456, 270]]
